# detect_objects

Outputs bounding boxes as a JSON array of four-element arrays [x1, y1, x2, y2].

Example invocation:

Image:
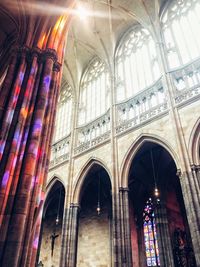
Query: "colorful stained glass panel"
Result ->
[[143, 199, 160, 266]]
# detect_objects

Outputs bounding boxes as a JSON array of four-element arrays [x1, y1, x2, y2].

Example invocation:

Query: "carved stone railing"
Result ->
[[74, 131, 111, 155], [74, 111, 111, 155], [116, 103, 168, 134], [49, 135, 70, 168], [74, 109, 111, 154], [116, 78, 167, 134], [170, 58, 200, 105]]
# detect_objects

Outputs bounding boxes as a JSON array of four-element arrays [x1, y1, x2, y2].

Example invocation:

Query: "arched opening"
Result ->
[[190, 121, 200, 165], [37, 180, 65, 267], [128, 141, 196, 267], [76, 164, 112, 267]]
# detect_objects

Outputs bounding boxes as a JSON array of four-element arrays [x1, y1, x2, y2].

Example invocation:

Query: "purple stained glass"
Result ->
[[143, 198, 160, 266]]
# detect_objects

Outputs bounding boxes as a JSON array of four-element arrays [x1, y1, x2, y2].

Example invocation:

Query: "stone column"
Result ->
[[119, 187, 132, 267], [177, 169, 200, 266], [69, 204, 79, 267], [191, 165, 200, 192], [154, 199, 175, 267], [196, 165, 200, 187], [0, 48, 42, 261], [112, 190, 122, 267], [60, 205, 69, 267], [0, 49, 18, 122], [0, 47, 60, 267], [23, 61, 61, 267], [61, 203, 79, 267]]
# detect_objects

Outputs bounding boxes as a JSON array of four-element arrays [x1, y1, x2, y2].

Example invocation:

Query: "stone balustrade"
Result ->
[[49, 135, 70, 168], [76, 109, 111, 145], [170, 58, 200, 105], [115, 78, 167, 134]]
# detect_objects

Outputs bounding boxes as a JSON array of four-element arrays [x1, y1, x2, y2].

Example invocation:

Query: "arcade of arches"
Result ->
[[0, 0, 200, 267]]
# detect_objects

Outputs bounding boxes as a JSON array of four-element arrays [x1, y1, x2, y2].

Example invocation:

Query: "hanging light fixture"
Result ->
[[56, 187, 62, 225], [150, 149, 160, 198], [96, 173, 101, 215]]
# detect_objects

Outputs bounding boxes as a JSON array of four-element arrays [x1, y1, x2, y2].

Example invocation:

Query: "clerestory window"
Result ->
[[115, 26, 161, 103], [162, 0, 200, 69], [54, 84, 72, 142], [78, 57, 110, 125]]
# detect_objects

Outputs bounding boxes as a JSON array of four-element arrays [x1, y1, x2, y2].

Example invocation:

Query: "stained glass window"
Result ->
[[143, 198, 160, 266]]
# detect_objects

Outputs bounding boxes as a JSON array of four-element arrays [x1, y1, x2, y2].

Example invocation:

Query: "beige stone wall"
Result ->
[[47, 161, 70, 186], [39, 218, 62, 267], [46, 101, 200, 196], [77, 205, 111, 267], [45, 98, 200, 266]]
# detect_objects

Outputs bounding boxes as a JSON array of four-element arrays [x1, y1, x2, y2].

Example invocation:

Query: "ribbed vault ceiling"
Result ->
[[63, 0, 168, 92], [0, 0, 169, 91]]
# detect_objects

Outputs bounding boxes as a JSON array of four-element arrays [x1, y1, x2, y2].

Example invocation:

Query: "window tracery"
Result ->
[[115, 27, 161, 103], [54, 84, 72, 142], [78, 57, 110, 125], [162, 0, 200, 69]]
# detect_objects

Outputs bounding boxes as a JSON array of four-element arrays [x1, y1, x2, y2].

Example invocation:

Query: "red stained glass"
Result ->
[[143, 198, 160, 266]]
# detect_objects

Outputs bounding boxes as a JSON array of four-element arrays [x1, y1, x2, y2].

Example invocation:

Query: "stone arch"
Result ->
[[38, 178, 65, 267], [46, 175, 65, 195], [120, 134, 180, 188], [72, 157, 112, 205], [188, 118, 200, 165], [43, 177, 65, 218]]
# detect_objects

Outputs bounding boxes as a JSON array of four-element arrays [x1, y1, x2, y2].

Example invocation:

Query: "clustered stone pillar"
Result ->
[[154, 199, 175, 267], [177, 168, 200, 266], [0, 46, 61, 267], [60, 203, 79, 267], [119, 187, 132, 267]]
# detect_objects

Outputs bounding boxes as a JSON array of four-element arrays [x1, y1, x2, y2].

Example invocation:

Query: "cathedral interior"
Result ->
[[0, 0, 200, 266]]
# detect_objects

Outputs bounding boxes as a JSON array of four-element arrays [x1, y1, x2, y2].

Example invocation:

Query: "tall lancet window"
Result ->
[[78, 57, 110, 125], [54, 84, 72, 142], [143, 198, 160, 267], [115, 26, 161, 103], [162, 0, 200, 69]]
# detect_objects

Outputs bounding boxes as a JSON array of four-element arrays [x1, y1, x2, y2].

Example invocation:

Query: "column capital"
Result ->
[[17, 45, 30, 59], [53, 62, 62, 72], [191, 164, 200, 171], [42, 48, 58, 62], [119, 187, 129, 192], [196, 165, 200, 171], [30, 47, 42, 58], [70, 203, 80, 209], [176, 168, 182, 177]]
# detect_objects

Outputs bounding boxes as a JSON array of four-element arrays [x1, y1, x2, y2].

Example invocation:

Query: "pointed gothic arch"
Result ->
[[72, 157, 112, 204], [188, 118, 200, 165], [120, 134, 180, 188], [126, 138, 196, 267], [37, 179, 66, 266]]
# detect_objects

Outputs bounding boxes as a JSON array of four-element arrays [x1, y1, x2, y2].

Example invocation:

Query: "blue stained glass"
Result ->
[[143, 198, 160, 266]]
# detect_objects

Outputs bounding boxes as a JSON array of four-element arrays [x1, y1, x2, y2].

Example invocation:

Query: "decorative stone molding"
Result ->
[[115, 78, 168, 135], [170, 58, 200, 105], [116, 103, 168, 135], [119, 187, 129, 192], [76, 109, 111, 148], [49, 135, 70, 168], [176, 169, 182, 177], [42, 48, 58, 62], [53, 61, 62, 72], [74, 131, 111, 155]]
